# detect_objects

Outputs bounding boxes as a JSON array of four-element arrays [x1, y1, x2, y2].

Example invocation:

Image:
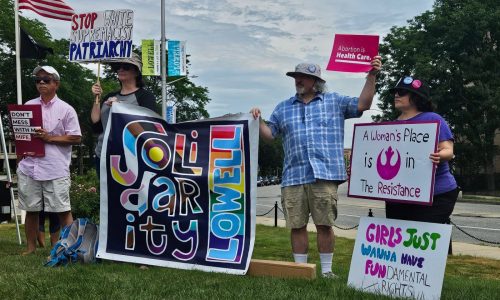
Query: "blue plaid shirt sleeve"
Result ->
[[335, 93, 362, 119], [268, 103, 282, 138], [264, 93, 366, 187]]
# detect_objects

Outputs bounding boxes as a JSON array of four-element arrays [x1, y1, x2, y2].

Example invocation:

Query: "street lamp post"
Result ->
[[161, 0, 167, 120]]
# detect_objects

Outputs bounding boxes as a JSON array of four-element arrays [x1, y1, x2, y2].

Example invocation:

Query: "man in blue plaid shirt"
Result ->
[[251, 57, 382, 278]]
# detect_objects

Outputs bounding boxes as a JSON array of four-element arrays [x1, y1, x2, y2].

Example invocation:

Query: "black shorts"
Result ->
[[385, 188, 459, 224]]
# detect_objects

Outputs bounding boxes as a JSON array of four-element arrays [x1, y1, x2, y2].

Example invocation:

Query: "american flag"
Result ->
[[18, 0, 75, 21]]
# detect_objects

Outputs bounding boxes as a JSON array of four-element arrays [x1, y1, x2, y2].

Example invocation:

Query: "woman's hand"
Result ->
[[430, 140, 454, 165], [104, 96, 119, 106], [92, 83, 102, 96], [429, 152, 441, 165]]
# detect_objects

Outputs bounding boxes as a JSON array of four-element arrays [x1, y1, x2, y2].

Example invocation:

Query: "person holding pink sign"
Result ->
[[385, 76, 459, 224], [17, 66, 81, 255], [250, 57, 382, 278]]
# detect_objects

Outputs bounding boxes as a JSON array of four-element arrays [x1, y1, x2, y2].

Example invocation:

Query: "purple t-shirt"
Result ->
[[397, 112, 457, 195]]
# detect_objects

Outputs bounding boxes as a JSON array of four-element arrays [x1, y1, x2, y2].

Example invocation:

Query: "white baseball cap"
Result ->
[[33, 65, 60, 81]]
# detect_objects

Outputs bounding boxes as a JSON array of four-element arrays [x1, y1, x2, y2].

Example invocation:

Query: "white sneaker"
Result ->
[[322, 272, 339, 279]]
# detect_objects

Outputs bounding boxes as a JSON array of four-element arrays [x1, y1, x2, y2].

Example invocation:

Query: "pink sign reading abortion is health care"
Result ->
[[326, 34, 379, 73]]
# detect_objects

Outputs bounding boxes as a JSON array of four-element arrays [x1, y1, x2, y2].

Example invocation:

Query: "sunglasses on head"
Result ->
[[394, 89, 410, 96], [34, 76, 54, 84], [111, 63, 134, 71]]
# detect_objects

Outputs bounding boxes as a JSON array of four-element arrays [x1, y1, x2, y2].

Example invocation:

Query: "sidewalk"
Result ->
[[256, 216, 500, 261]]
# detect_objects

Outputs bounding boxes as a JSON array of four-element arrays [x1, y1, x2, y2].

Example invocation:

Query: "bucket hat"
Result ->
[[107, 53, 142, 73], [286, 63, 325, 82]]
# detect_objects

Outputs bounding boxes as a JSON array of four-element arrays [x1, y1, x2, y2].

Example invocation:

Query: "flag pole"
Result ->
[[161, 0, 167, 120], [14, 0, 22, 105], [12, 0, 23, 245]]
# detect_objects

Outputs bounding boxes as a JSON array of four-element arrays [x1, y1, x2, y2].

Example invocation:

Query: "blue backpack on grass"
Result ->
[[45, 218, 99, 267]]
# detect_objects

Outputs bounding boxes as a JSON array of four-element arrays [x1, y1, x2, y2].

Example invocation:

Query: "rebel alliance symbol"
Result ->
[[376, 146, 401, 180]]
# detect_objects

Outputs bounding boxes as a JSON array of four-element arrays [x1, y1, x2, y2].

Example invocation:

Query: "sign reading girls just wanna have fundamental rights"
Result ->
[[348, 217, 452, 300], [348, 121, 439, 205], [326, 34, 379, 73]]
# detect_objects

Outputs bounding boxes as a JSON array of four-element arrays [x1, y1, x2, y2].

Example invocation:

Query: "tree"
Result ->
[[1, 0, 211, 173], [258, 121, 283, 176], [101, 51, 211, 122], [167, 79, 210, 121], [376, 0, 500, 192], [0, 0, 97, 173]]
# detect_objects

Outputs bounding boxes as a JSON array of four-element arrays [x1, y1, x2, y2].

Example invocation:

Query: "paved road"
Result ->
[[256, 184, 500, 246]]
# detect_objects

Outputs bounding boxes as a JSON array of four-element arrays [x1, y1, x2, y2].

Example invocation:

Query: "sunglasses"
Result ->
[[394, 89, 410, 97], [34, 76, 54, 84], [111, 63, 135, 72]]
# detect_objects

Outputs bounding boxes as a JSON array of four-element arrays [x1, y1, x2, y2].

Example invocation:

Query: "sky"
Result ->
[[20, 0, 435, 146]]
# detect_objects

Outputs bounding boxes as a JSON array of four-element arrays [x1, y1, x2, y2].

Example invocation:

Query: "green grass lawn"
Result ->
[[0, 223, 499, 299]]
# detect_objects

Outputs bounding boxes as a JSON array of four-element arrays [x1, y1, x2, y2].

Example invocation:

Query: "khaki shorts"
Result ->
[[17, 170, 71, 213], [281, 180, 338, 229]]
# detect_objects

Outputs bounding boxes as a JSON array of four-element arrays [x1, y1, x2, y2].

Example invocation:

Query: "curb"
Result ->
[[458, 198, 500, 205]]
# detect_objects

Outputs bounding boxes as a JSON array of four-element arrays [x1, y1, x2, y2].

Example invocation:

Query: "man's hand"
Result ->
[[250, 107, 262, 120], [34, 128, 51, 143], [249, 107, 274, 141], [34, 128, 81, 145], [368, 55, 382, 76]]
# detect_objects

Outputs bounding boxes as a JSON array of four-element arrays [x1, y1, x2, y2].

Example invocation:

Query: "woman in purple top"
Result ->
[[385, 76, 459, 223]]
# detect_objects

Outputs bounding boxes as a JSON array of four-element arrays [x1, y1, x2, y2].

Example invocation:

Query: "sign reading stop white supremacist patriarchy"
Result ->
[[69, 9, 134, 61], [348, 121, 439, 205], [96, 104, 258, 275]]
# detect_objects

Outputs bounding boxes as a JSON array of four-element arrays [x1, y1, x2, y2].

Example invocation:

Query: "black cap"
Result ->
[[389, 76, 430, 100]]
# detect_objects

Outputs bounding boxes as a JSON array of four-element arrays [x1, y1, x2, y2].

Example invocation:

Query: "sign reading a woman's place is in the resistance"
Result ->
[[348, 121, 439, 205]]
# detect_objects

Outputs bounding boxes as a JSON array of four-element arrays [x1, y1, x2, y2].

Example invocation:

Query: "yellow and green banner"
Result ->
[[141, 39, 160, 76]]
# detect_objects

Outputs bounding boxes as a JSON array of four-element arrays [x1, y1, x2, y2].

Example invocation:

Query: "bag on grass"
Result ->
[[45, 218, 99, 267]]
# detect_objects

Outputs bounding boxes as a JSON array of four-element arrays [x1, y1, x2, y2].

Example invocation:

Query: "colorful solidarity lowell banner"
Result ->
[[326, 34, 379, 73], [348, 217, 452, 300], [7, 104, 44, 157], [69, 10, 134, 61], [348, 121, 439, 205], [96, 103, 258, 275], [167, 40, 187, 76]]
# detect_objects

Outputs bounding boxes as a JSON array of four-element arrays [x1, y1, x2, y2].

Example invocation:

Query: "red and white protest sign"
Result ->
[[326, 34, 379, 73], [8, 104, 45, 157]]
